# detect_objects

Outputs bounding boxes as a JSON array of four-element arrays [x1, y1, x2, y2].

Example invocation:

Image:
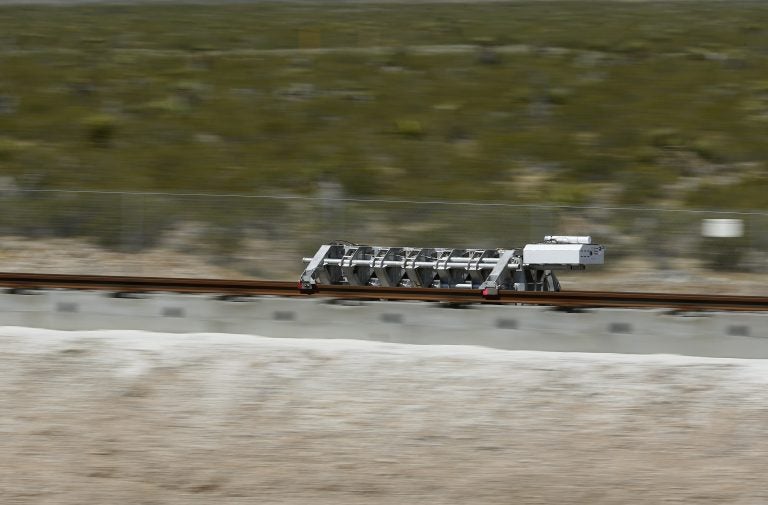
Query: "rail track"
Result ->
[[0, 272, 766, 312]]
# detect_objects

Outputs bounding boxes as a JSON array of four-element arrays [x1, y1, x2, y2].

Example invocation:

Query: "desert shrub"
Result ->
[[0, 137, 23, 161], [701, 236, 751, 271], [646, 128, 688, 150], [617, 166, 674, 205], [686, 176, 768, 211], [394, 119, 425, 139], [690, 135, 731, 163], [81, 114, 119, 148]]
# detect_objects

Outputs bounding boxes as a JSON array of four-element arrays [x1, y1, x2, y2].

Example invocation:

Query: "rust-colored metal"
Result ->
[[0, 272, 767, 312]]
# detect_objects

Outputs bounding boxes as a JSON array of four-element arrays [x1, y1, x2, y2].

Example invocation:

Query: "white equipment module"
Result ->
[[523, 236, 604, 266], [299, 236, 604, 294]]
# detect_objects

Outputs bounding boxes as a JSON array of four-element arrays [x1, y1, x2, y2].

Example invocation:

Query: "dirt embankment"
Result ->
[[2, 328, 768, 504]]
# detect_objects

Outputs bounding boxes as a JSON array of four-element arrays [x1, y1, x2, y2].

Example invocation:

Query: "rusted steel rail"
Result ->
[[0, 272, 767, 312]]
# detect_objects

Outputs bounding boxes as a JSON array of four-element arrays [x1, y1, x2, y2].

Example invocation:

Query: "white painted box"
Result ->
[[523, 243, 605, 265]]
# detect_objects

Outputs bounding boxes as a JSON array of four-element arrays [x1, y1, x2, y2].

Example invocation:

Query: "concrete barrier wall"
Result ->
[[0, 290, 767, 358]]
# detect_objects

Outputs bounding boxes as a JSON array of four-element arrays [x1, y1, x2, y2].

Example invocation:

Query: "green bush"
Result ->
[[394, 119, 425, 139], [81, 114, 119, 148]]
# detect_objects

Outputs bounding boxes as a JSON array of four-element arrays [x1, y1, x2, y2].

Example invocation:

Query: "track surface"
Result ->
[[0, 272, 767, 312]]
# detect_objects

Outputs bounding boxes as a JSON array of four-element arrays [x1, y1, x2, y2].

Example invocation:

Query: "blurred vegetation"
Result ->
[[0, 0, 766, 214]]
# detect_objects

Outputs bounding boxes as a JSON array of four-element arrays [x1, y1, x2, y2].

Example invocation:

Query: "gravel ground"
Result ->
[[2, 327, 768, 504]]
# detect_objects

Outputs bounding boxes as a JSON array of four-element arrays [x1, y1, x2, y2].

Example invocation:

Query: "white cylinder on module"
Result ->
[[544, 236, 593, 244]]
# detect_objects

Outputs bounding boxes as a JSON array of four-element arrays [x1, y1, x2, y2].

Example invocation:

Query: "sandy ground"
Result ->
[[2, 327, 768, 504]]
